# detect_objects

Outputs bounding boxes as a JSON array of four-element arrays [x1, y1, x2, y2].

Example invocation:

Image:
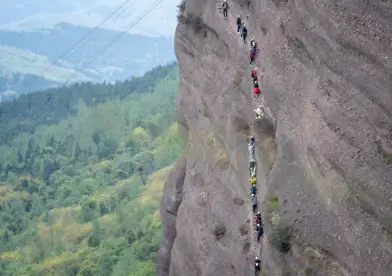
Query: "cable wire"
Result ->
[[63, 0, 164, 86], [39, 0, 138, 78], [31, 0, 163, 116]]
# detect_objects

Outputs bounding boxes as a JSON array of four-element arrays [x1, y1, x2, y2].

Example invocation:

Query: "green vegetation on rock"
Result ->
[[271, 224, 293, 253], [0, 62, 185, 275], [213, 223, 227, 240]]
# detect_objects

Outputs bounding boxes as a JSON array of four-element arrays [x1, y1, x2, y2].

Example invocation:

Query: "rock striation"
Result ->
[[157, 0, 392, 275]]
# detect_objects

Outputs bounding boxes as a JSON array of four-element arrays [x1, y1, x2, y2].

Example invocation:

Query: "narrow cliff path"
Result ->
[[215, 2, 271, 274], [216, 2, 273, 119], [161, 0, 392, 274], [245, 139, 268, 276]]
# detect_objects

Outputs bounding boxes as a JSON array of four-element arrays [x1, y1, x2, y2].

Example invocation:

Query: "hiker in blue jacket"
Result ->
[[257, 223, 264, 242], [241, 24, 248, 43]]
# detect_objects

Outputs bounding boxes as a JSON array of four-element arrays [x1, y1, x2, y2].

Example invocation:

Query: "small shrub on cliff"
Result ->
[[176, 0, 205, 34], [271, 224, 293, 253], [177, 13, 186, 24], [185, 14, 205, 32], [176, 0, 186, 23], [178, 0, 186, 13], [213, 223, 226, 240], [265, 193, 280, 226]]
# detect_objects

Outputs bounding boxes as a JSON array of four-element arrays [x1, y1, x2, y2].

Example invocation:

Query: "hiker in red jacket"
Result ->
[[253, 81, 261, 99]]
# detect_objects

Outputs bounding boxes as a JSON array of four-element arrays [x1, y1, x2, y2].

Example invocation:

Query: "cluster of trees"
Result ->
[[0, 62, 185, 275]]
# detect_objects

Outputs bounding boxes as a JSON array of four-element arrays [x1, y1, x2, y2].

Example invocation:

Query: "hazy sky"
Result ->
[[0, 0, 180, 37]]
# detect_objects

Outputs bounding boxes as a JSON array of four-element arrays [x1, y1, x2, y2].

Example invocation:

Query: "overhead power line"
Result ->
[[39, 0, 138, 78], [63, 0, 164, 86]]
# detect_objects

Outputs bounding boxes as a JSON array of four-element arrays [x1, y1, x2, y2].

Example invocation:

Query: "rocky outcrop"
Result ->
[[158, 0, 392, 275], [157, 154, 186, 276]]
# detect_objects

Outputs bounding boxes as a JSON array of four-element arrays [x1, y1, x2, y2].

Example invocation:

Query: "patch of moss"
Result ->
[[376, 140, 392, 166], [304, 266, 313, 276], [265, 193, 280, 226], [267, 194, 279, 212], [213, 223, 226, 240]]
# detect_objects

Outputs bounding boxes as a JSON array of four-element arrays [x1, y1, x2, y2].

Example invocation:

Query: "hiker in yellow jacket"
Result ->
[[250, 175, 256, 186]]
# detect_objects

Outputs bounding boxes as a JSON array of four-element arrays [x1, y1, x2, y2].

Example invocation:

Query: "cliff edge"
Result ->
[[158, 0, 392, 275]]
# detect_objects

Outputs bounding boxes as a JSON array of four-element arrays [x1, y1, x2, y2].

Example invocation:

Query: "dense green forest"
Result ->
[[0, 62, 186, 275]]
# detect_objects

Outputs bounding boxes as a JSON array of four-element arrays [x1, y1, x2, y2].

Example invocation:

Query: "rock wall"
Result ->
[[157, 0, 392, 275]]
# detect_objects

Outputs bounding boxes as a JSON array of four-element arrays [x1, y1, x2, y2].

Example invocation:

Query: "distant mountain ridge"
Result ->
[[0, 23, 175, 96], [0, 0, 180, 37]]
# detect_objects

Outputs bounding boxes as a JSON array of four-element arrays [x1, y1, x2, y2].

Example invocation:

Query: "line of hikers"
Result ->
[[235, 12, 265, 120], [248, 136, 264, 275], [221, 0, 263, 105], [249, 41, 264, 121], [220, 3, 264, 274], [220, 1, 248, 42], [252, 67, 264, 120]]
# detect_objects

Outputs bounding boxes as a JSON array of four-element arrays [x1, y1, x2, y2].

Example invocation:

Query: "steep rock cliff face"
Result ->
[[158, 0, 392, 275]]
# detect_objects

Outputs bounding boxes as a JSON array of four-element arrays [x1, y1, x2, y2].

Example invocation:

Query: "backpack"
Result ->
[[222, 2, 228, 8]]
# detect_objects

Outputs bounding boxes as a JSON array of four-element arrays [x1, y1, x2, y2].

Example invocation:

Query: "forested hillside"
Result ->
[[0, 62, 185, 275]]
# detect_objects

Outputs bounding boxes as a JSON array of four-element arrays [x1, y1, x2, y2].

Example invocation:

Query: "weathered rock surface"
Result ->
[[158, 0, 392, 275]]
